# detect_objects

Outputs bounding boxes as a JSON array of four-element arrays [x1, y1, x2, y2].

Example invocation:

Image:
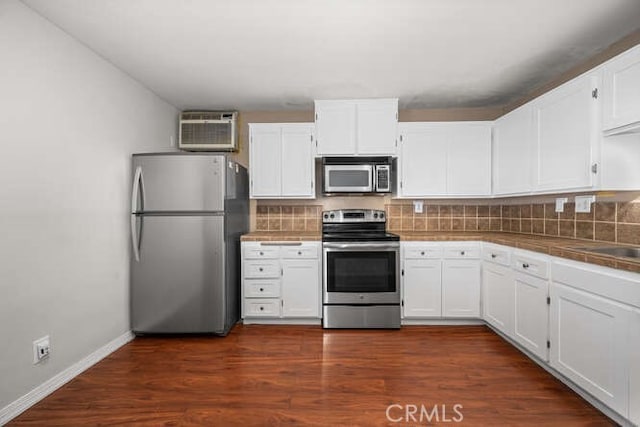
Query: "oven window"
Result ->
[[326, 251, 396, 293]]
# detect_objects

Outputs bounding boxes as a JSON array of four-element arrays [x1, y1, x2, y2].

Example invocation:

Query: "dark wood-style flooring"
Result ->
[[10, 325, 614, 426]]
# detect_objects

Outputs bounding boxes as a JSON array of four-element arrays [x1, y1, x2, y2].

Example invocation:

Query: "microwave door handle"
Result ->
[[373, 166, 378, 192]]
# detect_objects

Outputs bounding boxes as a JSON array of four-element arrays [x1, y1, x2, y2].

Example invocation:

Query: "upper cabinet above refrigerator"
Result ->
[[602, 44, 640, 136], [314, 98, 398, 156]]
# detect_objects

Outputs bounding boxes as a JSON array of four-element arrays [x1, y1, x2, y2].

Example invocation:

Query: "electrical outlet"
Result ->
[[555, 198, 568, 213], [33, 336, 50, 364], [575, 195, 596, 213], [413, 200, 423, 214]]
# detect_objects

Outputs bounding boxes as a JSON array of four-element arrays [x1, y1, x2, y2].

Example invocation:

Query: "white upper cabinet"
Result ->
[[398, 123, 448, 197], [492, 103, 534, 195], [532, 71, 601, 192], [315, 99, 398, 156], [398, 122, 492, 198], [249, 123, 315, 199], [603, 44, 640, 135]]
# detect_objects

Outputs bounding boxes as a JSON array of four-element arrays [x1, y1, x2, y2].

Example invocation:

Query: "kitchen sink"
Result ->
[[573, 246, 640, 259]]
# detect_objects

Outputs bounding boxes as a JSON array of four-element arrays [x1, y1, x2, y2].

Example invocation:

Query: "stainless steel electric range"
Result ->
[[322, 209, 401, 329]]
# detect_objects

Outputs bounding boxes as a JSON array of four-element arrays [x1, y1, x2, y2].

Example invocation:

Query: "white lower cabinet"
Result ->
[[550, 282, 630, 416], [242, 242, 321, 323], [403, 259, 442, 318], [281, 259, 319, 317], [442, 259, 481, 317], [631, 309, 640, 426], [513, 272, 549, 361], [401, 242, 479, 319], [482, 262, 514, 335]]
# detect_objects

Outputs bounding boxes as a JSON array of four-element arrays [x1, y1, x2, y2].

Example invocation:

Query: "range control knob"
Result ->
[[379, 212, 385, 219], [329, 213, 335, 219], [373, 213, 379, 219], [323, 213, 329, 219]]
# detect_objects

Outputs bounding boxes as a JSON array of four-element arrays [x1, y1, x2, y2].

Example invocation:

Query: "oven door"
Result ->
[[324, 164, 373, 193], [323, 242, 400, 304]]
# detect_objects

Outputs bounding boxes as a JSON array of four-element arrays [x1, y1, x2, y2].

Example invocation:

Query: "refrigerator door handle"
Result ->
[[131, 166, 144, 262]]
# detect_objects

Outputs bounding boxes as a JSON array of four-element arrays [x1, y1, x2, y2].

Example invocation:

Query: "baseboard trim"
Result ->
[[0, 330, 134, 425]]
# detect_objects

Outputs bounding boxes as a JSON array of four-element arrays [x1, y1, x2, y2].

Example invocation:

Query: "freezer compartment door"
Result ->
[[131, 215, 227, 333], [132, 154, 225, 212]]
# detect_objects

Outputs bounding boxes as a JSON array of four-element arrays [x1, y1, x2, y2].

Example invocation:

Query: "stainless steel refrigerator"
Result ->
[[130, 153, 248, 335]]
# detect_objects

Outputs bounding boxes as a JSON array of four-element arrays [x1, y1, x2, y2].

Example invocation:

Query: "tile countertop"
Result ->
[[241, 231, 640, 273]]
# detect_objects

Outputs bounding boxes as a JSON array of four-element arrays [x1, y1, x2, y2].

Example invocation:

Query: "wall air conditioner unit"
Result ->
[[179, 111, 238, 151]]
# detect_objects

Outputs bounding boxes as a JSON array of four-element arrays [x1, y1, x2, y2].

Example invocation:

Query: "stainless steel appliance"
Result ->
[[130, 153, 248, 335], [322, 157, 394, 194], [322, 209, 401, 328]]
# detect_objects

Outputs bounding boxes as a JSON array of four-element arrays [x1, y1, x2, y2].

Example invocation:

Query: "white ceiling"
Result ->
[[22, 0, 640, 111]]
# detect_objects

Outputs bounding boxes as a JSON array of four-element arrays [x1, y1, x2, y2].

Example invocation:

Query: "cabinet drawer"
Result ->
[[244, 280, 280, 298], [244, 299, 281, 317], [482, 246, 511, 266], [513, 251, 548, 279], [281, 245, 319, 259], [443, 245, 480, 259], [404, 246, 443, 259], [243, 245, 280, 259], [244, 260, 280, 278]]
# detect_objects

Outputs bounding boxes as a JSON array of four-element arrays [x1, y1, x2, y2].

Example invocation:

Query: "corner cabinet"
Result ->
[[532, 70, 601, 192], [242, 241, 321, 324], [602, 43, 640, 135], [397, 122, 492, 198], [314, 98, 398, 156], [249, 123, 315, 199]]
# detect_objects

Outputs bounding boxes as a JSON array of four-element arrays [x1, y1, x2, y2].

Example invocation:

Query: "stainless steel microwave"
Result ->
[[322, 157, 394, 194]]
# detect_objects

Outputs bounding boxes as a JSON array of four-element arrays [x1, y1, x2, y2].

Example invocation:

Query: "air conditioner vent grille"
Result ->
[[179, 111, 237, 151]]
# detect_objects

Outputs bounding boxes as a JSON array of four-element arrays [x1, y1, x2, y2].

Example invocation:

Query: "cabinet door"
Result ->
[[442, 260, 480, 317], [493, 104, 533, 195], [482, 262, 514, 336], [281, 124, 315, 198], [403, 259, 442, 318], [315, 101, 356, 155], [603, 44, 640, 133], [249, 125, 282, 197], [398, 123, 447, 196], [630, 309, 640, 426], [550, 282, 630, 416], [447, 123, 492, 196], [281, 259, 320, 318], [533, 72, 599, 191], [356, 99, 398, 155], [514, 273, 549, 361]]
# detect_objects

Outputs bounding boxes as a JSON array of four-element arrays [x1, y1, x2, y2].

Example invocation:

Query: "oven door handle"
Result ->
[[323, 242, 399, 250]]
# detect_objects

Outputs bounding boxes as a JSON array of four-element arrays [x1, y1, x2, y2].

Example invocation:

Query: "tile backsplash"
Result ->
[[255, 205, 322, 232], [254, 200, 640, 245], [385, 201, 640, 244]]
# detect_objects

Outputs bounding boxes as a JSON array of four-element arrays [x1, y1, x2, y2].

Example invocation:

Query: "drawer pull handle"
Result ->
[[298, 251, 302, 255], [259, 306, 264, 311], [460, 251, 466, 256], [491, 254, 497, 258], [259, 251, 264, 256], [522, 263, 530, 269], [420, 251, 425, 256], [259, 267, 263, 272], [259, 288, 264, 292]]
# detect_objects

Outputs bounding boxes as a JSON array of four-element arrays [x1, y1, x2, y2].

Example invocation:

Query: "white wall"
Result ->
[[0, 0, 178, 413]]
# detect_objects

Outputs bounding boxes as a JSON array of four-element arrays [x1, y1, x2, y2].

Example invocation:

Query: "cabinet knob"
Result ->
[[259, 306, 264, 311], [259, 251, 264, 256], [491, 254, 497, 258], [298, 251, 302, 255], [460, 251, 466, 256], [420, 251, 425, 256], [259, 267, 263, 272], [259, 287, 264, 292], [522, 263, 530, 269]]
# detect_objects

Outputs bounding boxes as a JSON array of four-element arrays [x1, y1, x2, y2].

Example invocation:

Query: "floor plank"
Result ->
[[9, 325, 615, 426]]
